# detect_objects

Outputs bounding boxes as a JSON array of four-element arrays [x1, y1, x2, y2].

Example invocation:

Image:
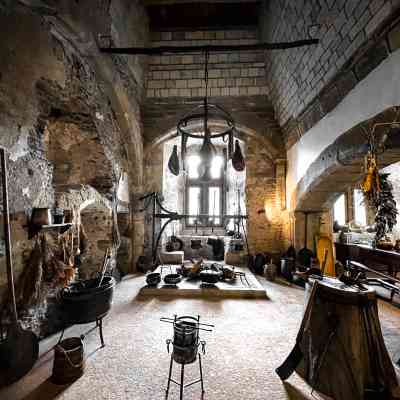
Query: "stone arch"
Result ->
[[290, 107, 400, 252], [293, 107, 400, 213], [142, 96, 285, 163], [144, 121, 282, 164]]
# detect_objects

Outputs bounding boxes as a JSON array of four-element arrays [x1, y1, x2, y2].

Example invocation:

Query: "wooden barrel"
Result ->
[[51, 337, 85, 384]]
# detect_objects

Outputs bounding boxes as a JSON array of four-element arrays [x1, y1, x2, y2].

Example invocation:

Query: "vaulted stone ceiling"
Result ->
[[140, 0, 284, 153]]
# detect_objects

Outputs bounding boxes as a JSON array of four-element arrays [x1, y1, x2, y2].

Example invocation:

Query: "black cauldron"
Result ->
[[61, 276, 115, 324], [146, 272, 161, 286], [172, 316, 200, 364]]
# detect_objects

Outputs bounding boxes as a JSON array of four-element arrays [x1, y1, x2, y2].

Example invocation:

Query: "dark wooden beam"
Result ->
[[99, 39, 319, 55]]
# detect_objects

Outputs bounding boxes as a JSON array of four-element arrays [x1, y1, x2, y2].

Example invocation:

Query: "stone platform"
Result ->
[[139, 264, 267, 299]]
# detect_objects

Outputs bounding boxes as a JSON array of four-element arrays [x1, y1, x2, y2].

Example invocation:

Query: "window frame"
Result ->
[[333, 192, 347, 226], [184, 155, 226, 228], [353, 188, 367, 226]]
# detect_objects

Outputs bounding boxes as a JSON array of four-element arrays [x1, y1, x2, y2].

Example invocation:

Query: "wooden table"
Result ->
[[335, 242, 400, 277]]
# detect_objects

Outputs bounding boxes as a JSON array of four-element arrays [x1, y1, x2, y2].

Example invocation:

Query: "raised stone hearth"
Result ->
[[140, 264, 267, 299]]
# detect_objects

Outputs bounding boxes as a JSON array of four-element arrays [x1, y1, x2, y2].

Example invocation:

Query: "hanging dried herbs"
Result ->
[[360, 153, 397, 243], [373, 173, 397, 242]]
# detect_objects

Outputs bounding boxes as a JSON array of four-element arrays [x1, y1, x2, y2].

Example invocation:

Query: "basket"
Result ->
[[51, 337, 85, 384]]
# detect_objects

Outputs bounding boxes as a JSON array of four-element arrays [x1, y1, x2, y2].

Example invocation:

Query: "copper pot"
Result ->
[[31, 208, 52, 226]]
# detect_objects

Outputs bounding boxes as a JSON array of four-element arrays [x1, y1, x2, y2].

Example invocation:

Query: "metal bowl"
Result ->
[[200, 270, 220, 284], [164, 273, 182, 285], [146, 272, 161, 286]]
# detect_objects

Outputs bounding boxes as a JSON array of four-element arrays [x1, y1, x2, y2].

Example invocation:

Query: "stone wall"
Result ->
[[146, 28, 267, 98], [260, 0, 400, 147], [0, 0, 149, 336], [246, 142, 289, 254]]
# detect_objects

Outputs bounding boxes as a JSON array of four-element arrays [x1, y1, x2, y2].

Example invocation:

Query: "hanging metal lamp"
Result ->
[[168, 50, 243, 179]]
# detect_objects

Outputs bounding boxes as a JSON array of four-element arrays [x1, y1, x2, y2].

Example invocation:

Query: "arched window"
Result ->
[[186, 153, 225, 227]]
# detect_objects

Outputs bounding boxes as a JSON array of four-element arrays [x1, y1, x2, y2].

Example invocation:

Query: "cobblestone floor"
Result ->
[[1, 274, 399, 400]]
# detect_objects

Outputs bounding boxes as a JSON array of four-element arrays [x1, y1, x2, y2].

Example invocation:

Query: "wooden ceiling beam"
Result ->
[[99, 39, 319, 55]]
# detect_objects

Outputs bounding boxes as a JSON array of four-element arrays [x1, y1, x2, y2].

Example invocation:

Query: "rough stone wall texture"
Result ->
[[146, 29, 267, 98], [80, 206, 113, 280], [0, 1, 149, 334], [260, 0, 400, 133], [45, 120, 113, 193], [246, 141, 290, 254]]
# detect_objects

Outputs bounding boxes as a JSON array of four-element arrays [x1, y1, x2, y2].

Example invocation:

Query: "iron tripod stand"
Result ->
[[162, 314, 213, 400], [165, 340, 207, 400]]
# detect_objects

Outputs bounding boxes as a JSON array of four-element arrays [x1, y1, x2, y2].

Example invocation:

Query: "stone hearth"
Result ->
[[140, 265, 267, 299]]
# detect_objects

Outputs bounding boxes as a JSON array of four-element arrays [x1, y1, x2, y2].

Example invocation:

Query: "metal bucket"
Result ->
[[172, 316, 199, 365], [51, 337, 85, 384]]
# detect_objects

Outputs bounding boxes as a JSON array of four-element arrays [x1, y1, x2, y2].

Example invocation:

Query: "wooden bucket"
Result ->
[[51, 337, 85, 384]]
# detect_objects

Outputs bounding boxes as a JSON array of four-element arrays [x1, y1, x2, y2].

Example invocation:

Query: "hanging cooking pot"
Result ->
[[191, 239, 202, 250], [232, 140, 245, 172], [200, 270, 220, 284], [31, 207, 52, 226], [168, 145, 180, 176], [170, 236, 184, 251]]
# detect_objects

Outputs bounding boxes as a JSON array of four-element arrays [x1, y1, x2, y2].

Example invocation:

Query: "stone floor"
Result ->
[[1, 274, 399, 400]]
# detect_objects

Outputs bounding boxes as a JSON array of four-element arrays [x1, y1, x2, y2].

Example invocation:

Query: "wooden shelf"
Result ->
[[27, 223, 73, 238], [40, 223, 73, 234]]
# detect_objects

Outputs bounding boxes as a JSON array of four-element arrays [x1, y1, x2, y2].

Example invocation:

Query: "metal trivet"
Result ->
[[161, 315, 214, 400], [235, 271, 250, 287]]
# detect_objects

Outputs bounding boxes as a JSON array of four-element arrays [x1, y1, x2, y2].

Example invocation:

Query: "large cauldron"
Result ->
[[61, 277, 115, 324]]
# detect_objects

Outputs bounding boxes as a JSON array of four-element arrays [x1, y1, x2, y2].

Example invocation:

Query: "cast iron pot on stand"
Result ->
[[59, 252, 115, 347]]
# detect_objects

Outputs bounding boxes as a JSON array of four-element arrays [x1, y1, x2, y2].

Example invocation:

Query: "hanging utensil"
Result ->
[[168, 145, 180, 176], [0, 148, 39, 387], [75, 209, 81, 256], [98, 248, 110, 288], [232, 140, 245, 171]]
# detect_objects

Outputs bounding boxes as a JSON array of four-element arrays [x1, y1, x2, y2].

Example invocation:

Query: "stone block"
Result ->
[[301, 100, 324, 132], [161, 31, 172, 41], [178, 88, 191, 97], [229, 87, 239, 96], [187, 79, 202, 88], [176, 80, 187, 89], [217, 78, 226, 87], [172, 31, 185, 41], [182, 55, 194, 64], [148, 80, 165, 89], [388, 23, 400, 51], [319, 84, 341, 114], [354, 40, 389, 81], [365, 2, 391, 36], [208, 69, 221, 78], [349, 8, 371, 40]]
